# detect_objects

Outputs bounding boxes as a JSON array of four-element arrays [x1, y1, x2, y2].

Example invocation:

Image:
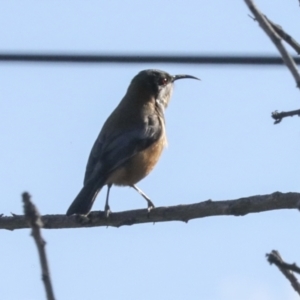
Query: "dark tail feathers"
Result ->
[[66, 181, 103, 216]]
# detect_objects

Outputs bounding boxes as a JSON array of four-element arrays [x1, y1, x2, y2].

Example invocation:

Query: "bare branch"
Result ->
[[266, 250, 300, 295], [271, 109, 300, 124], [22, 192, 56, 300], [267, 251, 300, 275], [245, 0, 300, 88], [264, 16, 300, 54], [1, 191, 299, 231]]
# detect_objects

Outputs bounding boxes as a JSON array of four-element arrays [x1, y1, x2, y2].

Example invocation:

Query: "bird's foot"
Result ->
[[147, 200, 155, 213], [104, 204, 111, 218], [74, 214, 91, 224]]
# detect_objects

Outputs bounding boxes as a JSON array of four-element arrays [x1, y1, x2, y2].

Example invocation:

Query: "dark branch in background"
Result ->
[[1, 53, 300, 65], [1, 192, 300, 231], [22, 192, 56, 300], [245, 0, 300, 87], [272, 109, 300, 124], [266, 250, 300, 295]]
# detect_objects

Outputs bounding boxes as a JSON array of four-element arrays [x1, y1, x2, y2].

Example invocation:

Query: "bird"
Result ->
[[66, 69, 199, 216]]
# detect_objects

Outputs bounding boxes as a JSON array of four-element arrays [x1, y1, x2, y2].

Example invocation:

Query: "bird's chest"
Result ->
[[107, 132, 166, 186]]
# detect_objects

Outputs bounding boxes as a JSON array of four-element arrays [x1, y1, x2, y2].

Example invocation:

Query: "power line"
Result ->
[[0, 53, 299, 65]]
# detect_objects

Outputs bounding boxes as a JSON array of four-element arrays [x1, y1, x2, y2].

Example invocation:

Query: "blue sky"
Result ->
[[1, 1, 300, 299]]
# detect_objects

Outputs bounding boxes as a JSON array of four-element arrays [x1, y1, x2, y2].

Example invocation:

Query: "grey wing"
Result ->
[[83, 114, 162, 185]]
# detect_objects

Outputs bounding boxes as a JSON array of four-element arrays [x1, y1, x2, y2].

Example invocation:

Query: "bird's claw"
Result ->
[[104, 204, 111, 218], [147, 200, 155, 213], [75, 214, 91, 224]]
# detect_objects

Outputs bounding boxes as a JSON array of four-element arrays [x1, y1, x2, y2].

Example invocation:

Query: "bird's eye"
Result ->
[[159, 77, 168, 86]]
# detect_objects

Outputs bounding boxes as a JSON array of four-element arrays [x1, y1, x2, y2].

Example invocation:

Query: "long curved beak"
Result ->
[[172, 74, 200, 82]]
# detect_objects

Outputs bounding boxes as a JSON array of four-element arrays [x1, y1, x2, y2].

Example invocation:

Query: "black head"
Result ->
[[130, 69, 199, 107]]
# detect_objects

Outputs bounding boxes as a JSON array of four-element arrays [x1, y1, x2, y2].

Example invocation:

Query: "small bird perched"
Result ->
[[66, 69, 199, 216]]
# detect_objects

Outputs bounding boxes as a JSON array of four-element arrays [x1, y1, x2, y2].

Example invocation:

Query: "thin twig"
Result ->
[[267, 251, 300, 275], [245, 0, 300, 88], [264, 15, 300, 54], [266, 250, 300, 295], [1, 191, 298, 230], [271, 109, 300, 124], [22, 192, 56, 300]]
